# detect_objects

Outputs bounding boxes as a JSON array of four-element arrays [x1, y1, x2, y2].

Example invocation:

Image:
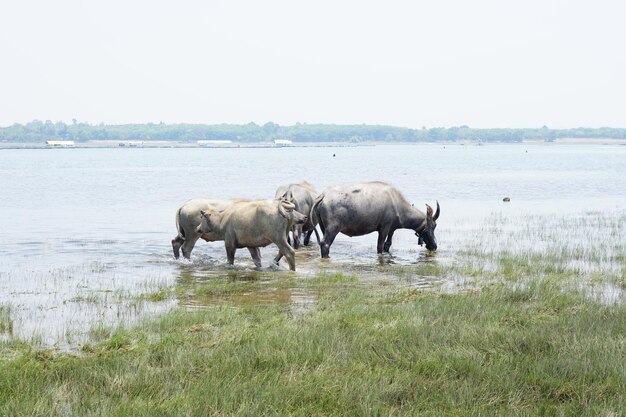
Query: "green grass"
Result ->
[[67, 294, 100, 304], [0, 304, 13, 335], [138, 288, 171, 302], [0, 267, 624, 416]]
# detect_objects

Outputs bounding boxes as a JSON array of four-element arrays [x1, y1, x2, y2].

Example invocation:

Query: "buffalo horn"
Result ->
[[433, 201, 440, 221]]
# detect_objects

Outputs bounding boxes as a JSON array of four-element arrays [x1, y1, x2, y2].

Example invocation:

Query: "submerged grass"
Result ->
[[1, 266, 624, 416], [0, 303, 13, 335]]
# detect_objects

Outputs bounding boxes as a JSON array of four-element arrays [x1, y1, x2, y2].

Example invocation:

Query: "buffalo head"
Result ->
[[415, 201, 439, 251], [291, 209, 308, 225]]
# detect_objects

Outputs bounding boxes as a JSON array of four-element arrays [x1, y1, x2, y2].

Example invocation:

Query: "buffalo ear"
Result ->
[[425, 204, 433, 217]]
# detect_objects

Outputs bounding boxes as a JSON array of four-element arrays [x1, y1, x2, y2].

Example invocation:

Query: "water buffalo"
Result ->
[[197, 199, 307, 271], [311, 181, 440, 258], [171, 199, 261, 265], [274, 181, 320, 248]]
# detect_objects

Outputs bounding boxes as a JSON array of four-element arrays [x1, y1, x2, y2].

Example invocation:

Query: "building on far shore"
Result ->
[[197, 140, 232, 146], [118, 141, 144, 147], [46, 140, 75, 147], [274, 139, 292, 147]]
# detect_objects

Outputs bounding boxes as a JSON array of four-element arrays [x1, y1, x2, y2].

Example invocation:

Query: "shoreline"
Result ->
[[1, 138, 625, 150]]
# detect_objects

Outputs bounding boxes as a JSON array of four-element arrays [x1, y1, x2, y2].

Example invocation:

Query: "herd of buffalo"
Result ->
[[171, 181, 440, 271]]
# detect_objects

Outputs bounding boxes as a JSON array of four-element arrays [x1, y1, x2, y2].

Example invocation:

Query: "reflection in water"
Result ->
[[412, 250, 439, 264], [377, 254, 396, 265], [173, 241, 448, 314], [174, 263, 317, 314]]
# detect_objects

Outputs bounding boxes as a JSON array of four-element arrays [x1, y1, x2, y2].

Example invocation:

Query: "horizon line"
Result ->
[[2, 120, 625, 130]]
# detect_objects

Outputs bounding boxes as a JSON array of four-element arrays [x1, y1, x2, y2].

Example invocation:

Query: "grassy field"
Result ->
[[0, 211, 624, 416], [1, 264, 624, 416]]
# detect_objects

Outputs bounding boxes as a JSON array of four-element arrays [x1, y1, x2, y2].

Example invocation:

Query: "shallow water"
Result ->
[[1, 143, 625, 349]]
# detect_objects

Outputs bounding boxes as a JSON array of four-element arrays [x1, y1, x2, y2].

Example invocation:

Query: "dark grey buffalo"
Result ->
[[311, 181, 440, 258], [171, 199, 262, 265], [274, 181, 320, 248]]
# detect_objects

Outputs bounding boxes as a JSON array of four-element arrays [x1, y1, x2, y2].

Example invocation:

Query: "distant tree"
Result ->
[[1, 121, 625, 143], [262, 121, 279, 137]]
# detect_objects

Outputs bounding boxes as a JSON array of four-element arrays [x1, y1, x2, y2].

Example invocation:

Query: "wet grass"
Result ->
[[67, 294, 100, 304], [460, 211, 625, 275], [0, 304, 13, 335], [138, 288, 172, 302], [1, 264, 625, 416], [0, 263, 177, 349], [0, 210, 624, 415]]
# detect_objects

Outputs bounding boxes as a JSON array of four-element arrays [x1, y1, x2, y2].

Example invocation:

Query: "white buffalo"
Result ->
[[197, 199, 307, 271], [171, 199, 261, 266]]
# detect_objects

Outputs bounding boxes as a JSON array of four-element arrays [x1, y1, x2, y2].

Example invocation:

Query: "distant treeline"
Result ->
[[2, 120, 625, 143]]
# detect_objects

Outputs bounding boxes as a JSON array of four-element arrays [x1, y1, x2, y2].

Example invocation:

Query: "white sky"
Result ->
[[1, 0, 625, 128]]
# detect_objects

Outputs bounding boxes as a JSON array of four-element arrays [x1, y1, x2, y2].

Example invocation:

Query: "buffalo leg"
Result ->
[[303, 224, 320, 246], [297, 224, 304, 246], [274, 251, 283, 264], [309, 227, 321, 246], [172, 235, 184, 259], [292, 225, 300, 249], [320, 227, 339, 258], [303, 229, 313, 246], [275, 240, 296, 271], [376, 231, 386, 254], [181, 235, 201, 259], [225, 243, 237, 265], [383, 230, 395, 253], [247, 247, 262, 268]]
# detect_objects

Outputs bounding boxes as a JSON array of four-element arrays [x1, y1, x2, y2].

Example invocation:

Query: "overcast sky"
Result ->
[[1, 0, 624, 128]]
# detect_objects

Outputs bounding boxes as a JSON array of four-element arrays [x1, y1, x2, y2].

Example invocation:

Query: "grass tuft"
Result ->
[[0, 304, 14, 335]]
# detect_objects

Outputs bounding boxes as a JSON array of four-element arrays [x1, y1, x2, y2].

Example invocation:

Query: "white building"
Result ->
[[118, 141, 144, 147], [197, 140, 232, 146], [46, 140, 75, 147], [274, 139, 293, 146]]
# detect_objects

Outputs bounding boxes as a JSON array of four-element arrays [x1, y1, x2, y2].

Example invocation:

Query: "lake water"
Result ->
[[1, 143, 624, 349]]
